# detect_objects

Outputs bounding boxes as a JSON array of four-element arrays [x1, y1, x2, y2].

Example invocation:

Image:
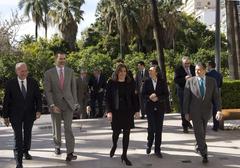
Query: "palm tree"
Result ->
[[48, 0, 85, 51], [225, 0, 239, 79], [19, 0, 49, 39]]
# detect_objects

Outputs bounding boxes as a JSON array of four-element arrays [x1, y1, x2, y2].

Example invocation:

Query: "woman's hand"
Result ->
[[107, 112, 112, 122]]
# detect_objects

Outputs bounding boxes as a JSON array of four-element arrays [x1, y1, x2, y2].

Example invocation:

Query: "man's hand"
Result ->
[[185, 75, 192, 80], [215, 111, 222, 121], [185, 114, 190, 121], [4, 118, 10, 127], [107, 112, 112, 122], [36, 112, 41, 119], [134, 112, 141, 119], [149, 93, 158, 102], [51, 105, 61, 113]]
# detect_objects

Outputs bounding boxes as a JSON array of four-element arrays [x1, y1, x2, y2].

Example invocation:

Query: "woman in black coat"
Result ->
[[106, 63, 139, 166], [142, 66, 169, 158]]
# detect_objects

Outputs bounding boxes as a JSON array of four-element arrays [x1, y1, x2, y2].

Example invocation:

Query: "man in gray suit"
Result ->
[[135, 61, 149, 119], [44, 51, 78, 162], [183, 62, 222, 163], [76, 69, 89, 119]]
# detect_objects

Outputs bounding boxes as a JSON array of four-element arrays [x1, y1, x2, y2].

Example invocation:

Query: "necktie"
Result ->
[[199, 78, 205, 98], [59, 68, 64, 90], [21, 80, 27, 98], [141, 70, 144, 78]]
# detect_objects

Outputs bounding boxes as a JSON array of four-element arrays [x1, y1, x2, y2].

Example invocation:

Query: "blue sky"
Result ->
[[0, 0, 100, 39]]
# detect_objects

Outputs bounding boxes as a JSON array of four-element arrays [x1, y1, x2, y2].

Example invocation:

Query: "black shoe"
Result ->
[[16, 164, 23, 168], [55, 148, 61, 155], [183, 128, 189, 133], [155, 152, 163, 158], [121, 155, 132, 166], [24, 152, 32, 160], [66, 153, 77, 162], [212, 128, 218, 132], [202, 155, 208, 163], [188, 123, 193, 129], [146, 147, 151, 154], [110, 146, 117, 158]]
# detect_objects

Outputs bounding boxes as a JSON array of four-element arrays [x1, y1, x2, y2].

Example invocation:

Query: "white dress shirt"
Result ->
[[18, 77, 27, 91]]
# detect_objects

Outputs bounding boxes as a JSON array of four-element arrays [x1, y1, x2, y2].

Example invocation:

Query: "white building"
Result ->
[[181, 0, 227, 34]]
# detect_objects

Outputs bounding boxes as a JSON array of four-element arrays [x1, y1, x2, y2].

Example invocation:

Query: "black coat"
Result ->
[[105, 79, 139, 130], [142, 77, 169, 114], [2, 77, 42, 123], [88, 74, 106, 95], [174, 65, 195, 89]]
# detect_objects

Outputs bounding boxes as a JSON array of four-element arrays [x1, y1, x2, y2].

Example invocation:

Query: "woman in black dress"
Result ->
[[106, 64, 139, 166]]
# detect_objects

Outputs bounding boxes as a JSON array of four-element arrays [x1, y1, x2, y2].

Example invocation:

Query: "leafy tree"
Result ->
[[19, 0, 49, 39], [48, 0, 85, 51]]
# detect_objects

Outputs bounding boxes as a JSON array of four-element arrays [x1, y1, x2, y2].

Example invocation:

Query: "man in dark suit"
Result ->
[[88, 68, 106, 118], [183, 62, 222, 163], [174, 56, 195, 133], [206, 60, 223, 131], [2, 62, 42, 168], [76, 69, 89, 119], [135, 61, 149, 119], [142, 66, 169, 158]]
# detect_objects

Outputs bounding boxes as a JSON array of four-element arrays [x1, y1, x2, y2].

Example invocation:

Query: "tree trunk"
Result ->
[[35, 23, 38, 40], [233, 2, 240, 78], [149, 0, 171, 112], [225, 0, 239, 79]]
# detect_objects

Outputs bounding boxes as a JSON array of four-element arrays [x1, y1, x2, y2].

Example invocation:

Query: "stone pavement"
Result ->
[[0, 114, 239, 168]]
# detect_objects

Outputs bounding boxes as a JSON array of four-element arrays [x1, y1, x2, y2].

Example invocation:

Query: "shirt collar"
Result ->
[[56, 66, 64, 71], [18, 77, 27, 83], [197, 75, 206, 81]]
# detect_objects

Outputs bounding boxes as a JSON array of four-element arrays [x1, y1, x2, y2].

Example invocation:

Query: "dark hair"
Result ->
[[137, 61, 145, 66], [196, 62, 206, 69], [112, 64, 131, 83], [207, 60, 216, 68], [115, 58, 124, 64], [54, 50, 66, 57], [150, 59, 158, 66]]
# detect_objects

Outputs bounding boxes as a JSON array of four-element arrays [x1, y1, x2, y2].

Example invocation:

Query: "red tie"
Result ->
[[59, 68, 64, 90]]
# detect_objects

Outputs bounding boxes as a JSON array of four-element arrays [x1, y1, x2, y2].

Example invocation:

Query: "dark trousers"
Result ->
[[90, 92, 104, 118], [138, 93, 146, 117], [112, 129, 130, 156], [147, 110, 164, 153], [11, 119, 34, 165], [212, 103, 219, 130], [192, 117, 208, 156], [176, 87, 191, 129]]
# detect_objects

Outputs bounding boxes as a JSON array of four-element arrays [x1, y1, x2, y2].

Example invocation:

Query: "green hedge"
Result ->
[[221, 80, 240, 109], [170, 80, 240, 112]]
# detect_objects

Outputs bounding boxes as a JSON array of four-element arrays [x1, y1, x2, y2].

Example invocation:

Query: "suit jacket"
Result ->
[[76, 76, 89, 103], [174, 65, 195, 89], [135, 69, 149, 93], [206, 69, 223, 88], [88, 74, 106, 95], [2, 77, 42, 122], [183, 76, 221, 121], [142, 77, 169, 114], [44, 66, 77, 111]]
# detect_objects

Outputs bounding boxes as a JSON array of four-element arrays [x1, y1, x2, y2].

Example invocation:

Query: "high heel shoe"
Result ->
[[110, 146, 117, 158], [121, 155, 132, 166]]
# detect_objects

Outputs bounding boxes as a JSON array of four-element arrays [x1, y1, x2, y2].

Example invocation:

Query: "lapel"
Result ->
[[149, 79, 155, 91], [64, 67, 69, 89], [204, 76, 210, 100], [14, 78, 23, 97]]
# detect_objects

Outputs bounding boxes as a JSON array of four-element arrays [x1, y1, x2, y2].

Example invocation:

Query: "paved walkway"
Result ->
[[0, 114, 239, 168]]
